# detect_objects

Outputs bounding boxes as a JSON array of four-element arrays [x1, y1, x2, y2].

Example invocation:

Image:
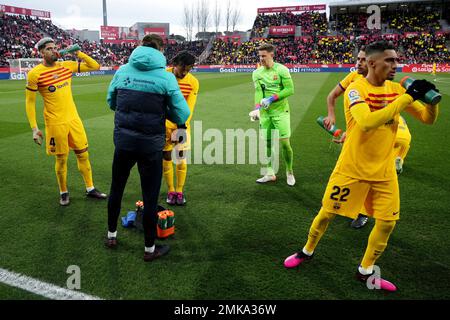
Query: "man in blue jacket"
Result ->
[[105, 34, 190, 262]]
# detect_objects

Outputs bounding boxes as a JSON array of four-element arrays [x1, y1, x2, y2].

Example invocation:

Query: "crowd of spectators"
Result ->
[[204, 30, 449, 65], [385, 8, 441, 33], [204, 39, 241, 64], [333, 13, 370, 35], [0, 15, 44, 66], [251, 11, 328, 38], [1, 10, 449, 68], [332, 7, 442, 36], [400, 33, 450, 63], [0, 14, 207, 67], [165, 40, 206, 63]]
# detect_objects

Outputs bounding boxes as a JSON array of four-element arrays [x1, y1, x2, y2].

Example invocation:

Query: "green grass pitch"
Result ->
[[0, 72, 449, 300]]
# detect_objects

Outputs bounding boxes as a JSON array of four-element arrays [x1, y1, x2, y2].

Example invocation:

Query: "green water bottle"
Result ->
[[317, 116, 342, 138], [158, 212, 168, 230], [400, 76, 441, 105], [166, 211, 175, 228], [59, 44, 81, 56]]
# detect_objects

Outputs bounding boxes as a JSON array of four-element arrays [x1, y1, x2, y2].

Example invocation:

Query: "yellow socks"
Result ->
[[175, 160, 187, 193], [163, 159, 175, 193], [360, 219, 396, 270], [304, 208, 336, 253], [75, 151, 93, 189], [55, 154, 68, 193]]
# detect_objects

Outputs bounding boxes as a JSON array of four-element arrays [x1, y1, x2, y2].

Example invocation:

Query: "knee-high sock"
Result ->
[[175, 159, 187, 193], [75, 151, 93, 189], [360, 219, 396, 270], [55, 154, 68, 193], [265, 139, 274, 176], [163, 159, 175, 193], [281, 139, 294, 173], [304, 208, 336, 253]]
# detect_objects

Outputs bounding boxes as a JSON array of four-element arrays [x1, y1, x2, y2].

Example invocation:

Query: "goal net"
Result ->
[[7, 58, 42, 80]]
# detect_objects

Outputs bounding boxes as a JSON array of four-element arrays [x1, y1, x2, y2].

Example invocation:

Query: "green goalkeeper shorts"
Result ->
[[260, 110, 291, 140]]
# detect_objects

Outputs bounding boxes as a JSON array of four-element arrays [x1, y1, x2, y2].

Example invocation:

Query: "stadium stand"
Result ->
[[0, 1, 449, 68]]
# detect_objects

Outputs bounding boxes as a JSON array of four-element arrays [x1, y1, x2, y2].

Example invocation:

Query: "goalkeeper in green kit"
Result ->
[[249, 43, 296, 186]]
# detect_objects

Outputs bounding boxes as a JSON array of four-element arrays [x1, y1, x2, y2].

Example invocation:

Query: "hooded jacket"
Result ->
[[107, 46, 190, 154]]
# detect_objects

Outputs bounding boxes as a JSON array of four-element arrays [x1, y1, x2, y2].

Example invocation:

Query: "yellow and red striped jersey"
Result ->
[[336, 78, 408, 181], [26, 52, 99, 125], [166, 67, 199, 129]]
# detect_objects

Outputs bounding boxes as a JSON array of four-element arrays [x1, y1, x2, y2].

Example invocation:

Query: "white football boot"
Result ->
[[256, 175, 276, 184], [287, 172, 296, 186]]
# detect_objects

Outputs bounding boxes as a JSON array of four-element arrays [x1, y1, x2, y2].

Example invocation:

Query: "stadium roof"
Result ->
[[329, 0, 436, 7]]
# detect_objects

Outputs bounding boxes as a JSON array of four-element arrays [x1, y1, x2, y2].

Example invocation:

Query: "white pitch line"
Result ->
[[0, 268, 103, 300]]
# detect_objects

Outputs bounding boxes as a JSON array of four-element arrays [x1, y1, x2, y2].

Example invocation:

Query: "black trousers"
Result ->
[[108, 148, 163, 247]]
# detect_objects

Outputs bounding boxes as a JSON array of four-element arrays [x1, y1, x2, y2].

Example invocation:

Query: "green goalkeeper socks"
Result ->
[[265, 139, 275, 176], [281, 139, 294, 173]]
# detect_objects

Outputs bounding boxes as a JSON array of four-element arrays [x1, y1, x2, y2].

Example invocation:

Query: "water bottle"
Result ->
[[166, 210, 175, 228], [400, 76, 441, 105], [317, 116, 342, 138], [58, 44, 81, 56], [158, 212, 168, 230]]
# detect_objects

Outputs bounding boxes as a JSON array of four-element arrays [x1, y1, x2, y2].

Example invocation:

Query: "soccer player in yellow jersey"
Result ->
[[25, 38, 107, 206], [163, 51, 199, 206], [284, 41, 439, 291], [323, 47, 371, 229]]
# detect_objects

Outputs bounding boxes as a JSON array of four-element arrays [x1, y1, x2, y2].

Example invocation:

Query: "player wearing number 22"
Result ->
[[283, 41, 439, 291], [25, 37, 107, 206]]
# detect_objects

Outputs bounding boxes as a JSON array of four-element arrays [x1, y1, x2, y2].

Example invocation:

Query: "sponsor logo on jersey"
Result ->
[[57, 82, 69, 89], [333, 202, 341, 210]]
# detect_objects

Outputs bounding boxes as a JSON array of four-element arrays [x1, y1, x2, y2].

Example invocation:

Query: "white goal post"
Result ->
[[7, 58, 42, 80]]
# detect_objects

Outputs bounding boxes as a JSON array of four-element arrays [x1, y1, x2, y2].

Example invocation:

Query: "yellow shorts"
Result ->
[[322, 172, 400, 221], [163, 127, 191, 152], [45, 118, 88, 155]]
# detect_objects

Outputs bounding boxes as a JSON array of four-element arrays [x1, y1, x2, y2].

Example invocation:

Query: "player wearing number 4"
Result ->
[[25, 38, 107, 206], [250, 43, 295, 186], [284, 41, 439, 291]]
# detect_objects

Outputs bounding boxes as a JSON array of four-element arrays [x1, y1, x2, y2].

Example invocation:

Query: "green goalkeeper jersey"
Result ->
[[252, 63, 295, 116]]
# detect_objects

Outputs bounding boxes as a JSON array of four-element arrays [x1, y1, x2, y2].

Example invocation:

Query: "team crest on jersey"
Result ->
[[273, 74, 278, 81], [348, 89, 360, 103], [48, 85, 56, 92], [333, 202, 341, 210], [52, 74, 59, 79]]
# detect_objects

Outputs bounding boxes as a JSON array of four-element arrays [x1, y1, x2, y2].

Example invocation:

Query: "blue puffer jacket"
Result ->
[[107, 46, 190, 154]]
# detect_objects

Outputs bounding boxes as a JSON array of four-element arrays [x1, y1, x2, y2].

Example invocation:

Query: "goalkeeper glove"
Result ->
[[59, 44, 81, 57], [406, 79, 438, 101], [260, 94, 278, 109], [249, 109, 260, 122], [32, 127, 43, 146]]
